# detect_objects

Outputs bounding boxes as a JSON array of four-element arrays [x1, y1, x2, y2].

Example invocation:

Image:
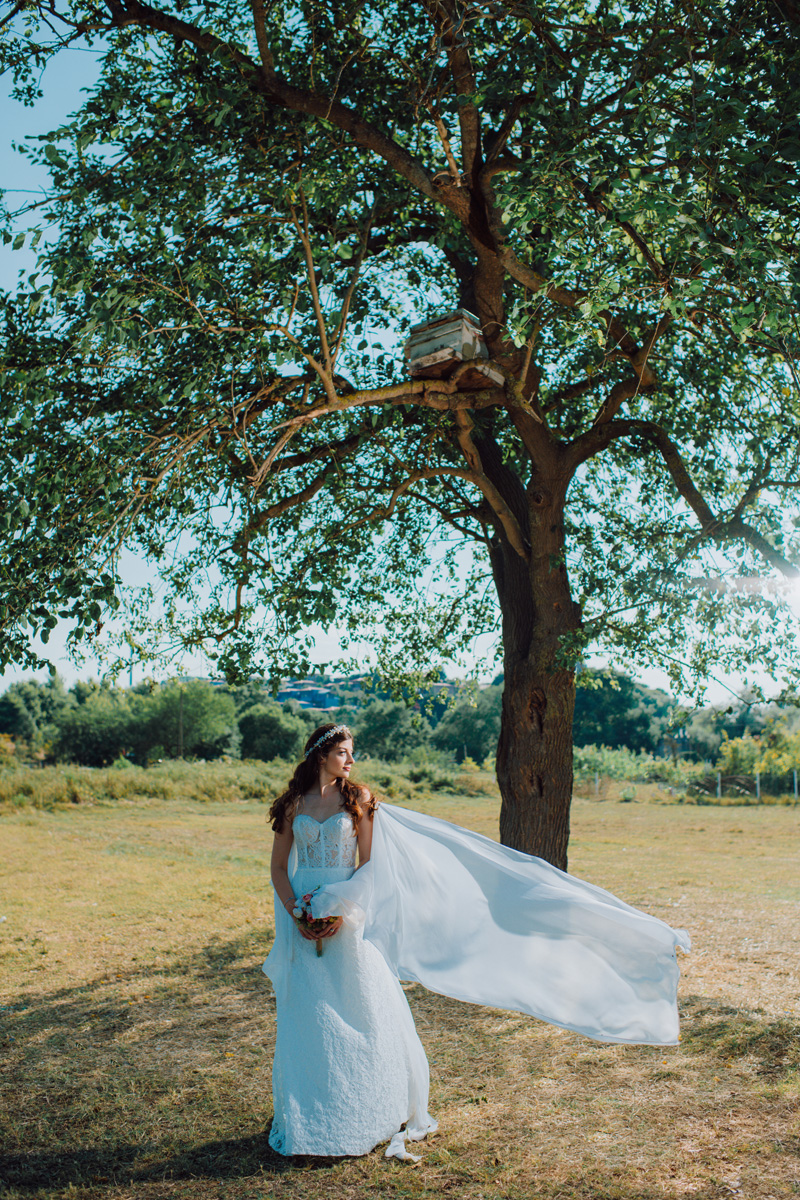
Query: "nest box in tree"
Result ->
[[403, 309, 504, 389]]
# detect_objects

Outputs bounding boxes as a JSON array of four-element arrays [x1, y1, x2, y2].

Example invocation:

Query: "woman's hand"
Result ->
[[320, 916, 343, 938], [293, 915, 343, 939]]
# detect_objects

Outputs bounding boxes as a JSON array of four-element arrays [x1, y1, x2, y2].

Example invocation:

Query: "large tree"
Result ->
[[3, 0, 800, 865]]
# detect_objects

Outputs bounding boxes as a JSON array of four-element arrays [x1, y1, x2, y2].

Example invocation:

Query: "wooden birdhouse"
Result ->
[[403, 309, 504, 389]]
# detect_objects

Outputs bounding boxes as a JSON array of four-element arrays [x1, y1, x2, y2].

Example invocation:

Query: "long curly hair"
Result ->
[[268, 723, 377, 833]]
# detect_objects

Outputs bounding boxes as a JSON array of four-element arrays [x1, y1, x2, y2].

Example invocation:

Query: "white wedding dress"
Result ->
[[263, 811, 436, 1158], [263, 803, 690, 1159]]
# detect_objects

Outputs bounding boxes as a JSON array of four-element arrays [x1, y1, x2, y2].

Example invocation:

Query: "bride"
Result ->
[[263, 722, 690, 1161]]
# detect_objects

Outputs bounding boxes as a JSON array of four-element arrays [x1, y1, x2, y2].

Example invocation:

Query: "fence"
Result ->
[[572, 745, 800, 805], [693, 770, 799, 804]]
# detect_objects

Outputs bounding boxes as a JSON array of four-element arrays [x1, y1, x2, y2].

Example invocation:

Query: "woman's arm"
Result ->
[[270, 822, 297, 916], [356, 791, 376, 868]]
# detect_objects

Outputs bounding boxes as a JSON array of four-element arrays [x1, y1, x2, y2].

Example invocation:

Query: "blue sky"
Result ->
[[0, 41, 499, 692], [1, 41, 107, 289]]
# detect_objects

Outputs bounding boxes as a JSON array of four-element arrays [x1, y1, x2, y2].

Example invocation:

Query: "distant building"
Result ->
[[276, 681, 339, 709], [274, 673, 370, 710]]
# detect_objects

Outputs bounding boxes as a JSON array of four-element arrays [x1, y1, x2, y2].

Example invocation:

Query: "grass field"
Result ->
[[1, 765, 799, 1200]]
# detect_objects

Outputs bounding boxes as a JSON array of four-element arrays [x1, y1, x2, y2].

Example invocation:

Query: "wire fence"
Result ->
[[572, 745, 800, 805], [692, 770, 800, 805]]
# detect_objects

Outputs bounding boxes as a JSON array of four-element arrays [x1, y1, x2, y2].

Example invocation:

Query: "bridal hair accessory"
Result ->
[[304, 725, 351, 759]]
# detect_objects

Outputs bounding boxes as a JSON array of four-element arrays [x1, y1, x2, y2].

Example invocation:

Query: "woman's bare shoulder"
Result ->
[[355, 785, 378, 815]]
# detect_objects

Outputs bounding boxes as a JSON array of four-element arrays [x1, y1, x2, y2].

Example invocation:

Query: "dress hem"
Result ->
[[269, 1119, 435, 1159]]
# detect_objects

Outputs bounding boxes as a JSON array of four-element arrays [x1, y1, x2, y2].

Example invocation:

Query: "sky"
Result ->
[[2, 35, 799, 706], [2, 37, 106, 288], [0, 39, 501, 694]]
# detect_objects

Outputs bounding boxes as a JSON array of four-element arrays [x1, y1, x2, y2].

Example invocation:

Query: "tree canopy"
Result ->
[[3, 0, 800, 861]]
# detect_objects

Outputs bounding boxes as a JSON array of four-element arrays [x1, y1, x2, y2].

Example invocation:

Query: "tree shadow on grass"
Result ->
[[0, 1126, 298, 1193], [1, 932, 284, 1192], [2, 929, 275, 1045], [4, 954, 797, 1197], [1, 932, 417, 1194], [679, 995, 800, 1077]]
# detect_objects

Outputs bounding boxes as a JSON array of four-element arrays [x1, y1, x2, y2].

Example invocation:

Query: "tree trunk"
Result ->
[[496, 650, 576, 870], [490, 468, 579, 870]]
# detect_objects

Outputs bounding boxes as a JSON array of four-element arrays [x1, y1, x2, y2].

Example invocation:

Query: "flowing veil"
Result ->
[[304, 802, 690, 1046]]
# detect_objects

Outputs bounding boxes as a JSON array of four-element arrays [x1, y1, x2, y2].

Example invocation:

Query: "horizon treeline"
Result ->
[[0, 671, 794, 770]]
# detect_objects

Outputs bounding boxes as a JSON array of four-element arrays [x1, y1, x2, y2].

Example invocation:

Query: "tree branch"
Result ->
[[0, 2, 26, 31], [339, 466, 482, 534], [102, 0, 443, 206], [570, 171, 667, 283], [242, 465, 332, 525], [453, 412, 530, 560], [270, 433, 365, 474], [484, 97, 524, 169], [420, 0, 481, 179], [289, 193, 334, 380], [97, 0, 668, 400], [491, 239, 669, 400], [406, 488, 492, 543], [249, 0, 275, 72], [591, 315, 671, 424], [543, 372, 611, 413], [430, 110, 463, 186], [570, 418, 800, 578], [266, 377, 504, 436], [331, 198, 378, 364]]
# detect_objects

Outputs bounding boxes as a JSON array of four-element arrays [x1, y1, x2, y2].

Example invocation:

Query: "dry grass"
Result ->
[[1, 784, 799, 1200]]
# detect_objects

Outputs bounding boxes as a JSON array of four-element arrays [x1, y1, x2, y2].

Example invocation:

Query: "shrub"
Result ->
[[354, 700, 432, 760], [715, 734, 760, 775], [238, 704, 307, 761], [431, 686, 501, 763]]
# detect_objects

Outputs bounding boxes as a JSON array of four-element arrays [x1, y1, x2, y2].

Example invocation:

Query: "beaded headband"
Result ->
[[304, 724, 351, 760]]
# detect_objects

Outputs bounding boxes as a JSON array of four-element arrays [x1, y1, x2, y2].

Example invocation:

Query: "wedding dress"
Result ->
[[263, 803, 690, 1159], [263, 811, 437, 1158]]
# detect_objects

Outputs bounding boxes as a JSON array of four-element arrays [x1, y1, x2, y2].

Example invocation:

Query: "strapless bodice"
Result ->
[[292, 811, 357, 871]]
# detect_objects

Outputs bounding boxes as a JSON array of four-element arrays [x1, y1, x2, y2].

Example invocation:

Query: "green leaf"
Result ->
[[44, 142, 68, 169]]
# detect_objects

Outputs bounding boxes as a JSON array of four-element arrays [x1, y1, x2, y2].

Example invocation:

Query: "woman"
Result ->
[[263, 723, 690, 1161], [264, 723, 436, 1160]]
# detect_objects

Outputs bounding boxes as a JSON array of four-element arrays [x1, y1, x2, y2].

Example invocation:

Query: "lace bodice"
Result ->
[[293, 812, 357, 870]]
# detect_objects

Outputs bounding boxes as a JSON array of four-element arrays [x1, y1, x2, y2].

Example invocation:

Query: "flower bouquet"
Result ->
[[292, 890, 340, 956]]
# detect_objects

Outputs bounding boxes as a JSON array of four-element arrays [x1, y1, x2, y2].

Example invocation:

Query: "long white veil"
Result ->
[[306, 802, 690, 1046]]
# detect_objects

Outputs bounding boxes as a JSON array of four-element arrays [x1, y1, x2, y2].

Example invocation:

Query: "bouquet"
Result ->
[[292, 890, 341, 956]]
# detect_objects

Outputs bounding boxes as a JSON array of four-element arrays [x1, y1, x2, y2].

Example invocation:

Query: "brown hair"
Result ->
[[268, 723, 377, 833]]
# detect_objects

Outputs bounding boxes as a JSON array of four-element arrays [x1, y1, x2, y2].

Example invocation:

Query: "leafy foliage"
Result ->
[[1, 0, 799, 695], [0, 676, 69, 751], [716, 718, 800, 779], [573, 670, 671, 753], [571, 743, 699, 787], [40, 678, 237, 766], [3, 1, 800, 862], [342, 697, 433, 760], [431, 684, 502, 762], [238, 702, 308, 761]]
